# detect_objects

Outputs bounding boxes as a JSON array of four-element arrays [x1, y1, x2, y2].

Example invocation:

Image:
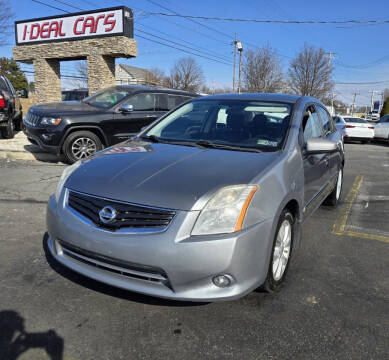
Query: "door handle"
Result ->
[[146, 115, 157, 118]]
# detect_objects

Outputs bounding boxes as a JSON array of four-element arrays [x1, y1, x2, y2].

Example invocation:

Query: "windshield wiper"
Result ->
[[194, 140, 262, 153]]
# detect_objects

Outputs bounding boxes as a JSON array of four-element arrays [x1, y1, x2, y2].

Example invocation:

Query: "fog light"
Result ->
[[212, 275, 232, 288], [41, 133, 53, 142]]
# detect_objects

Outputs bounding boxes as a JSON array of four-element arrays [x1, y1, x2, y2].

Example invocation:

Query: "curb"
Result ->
[[0, 149, 60, 163]]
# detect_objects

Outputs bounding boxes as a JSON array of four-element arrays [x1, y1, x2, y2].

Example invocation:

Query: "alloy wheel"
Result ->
[[272, 219, 292, 281], [71, 137, 97, 159]]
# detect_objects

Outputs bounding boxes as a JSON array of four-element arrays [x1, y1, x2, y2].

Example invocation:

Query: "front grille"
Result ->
[[24, 111, 41, 126], [67, 190, 176, 231], [58, 239, 169, 283]]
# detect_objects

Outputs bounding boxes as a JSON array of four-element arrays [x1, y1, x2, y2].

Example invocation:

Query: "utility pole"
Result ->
[[325, 51, 337, 78], [331, 92, 336, 111], [370, 90, 378, 111], [351, 92, 359, 116], [232, 33, 237, 92], [237, 41, 243, 94]]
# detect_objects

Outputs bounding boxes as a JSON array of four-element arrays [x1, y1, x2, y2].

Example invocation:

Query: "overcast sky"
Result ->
[[5, 0, 389, 106]]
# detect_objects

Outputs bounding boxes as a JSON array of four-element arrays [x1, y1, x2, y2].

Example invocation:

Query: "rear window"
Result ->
[[343, 118, 366, 123]]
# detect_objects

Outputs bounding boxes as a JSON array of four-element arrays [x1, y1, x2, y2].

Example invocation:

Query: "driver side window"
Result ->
[[302, 106, 322, 143]]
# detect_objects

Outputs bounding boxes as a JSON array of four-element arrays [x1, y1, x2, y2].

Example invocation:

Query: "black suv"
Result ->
[[24, 85, 198, 163], [0, 75, 23, 139]]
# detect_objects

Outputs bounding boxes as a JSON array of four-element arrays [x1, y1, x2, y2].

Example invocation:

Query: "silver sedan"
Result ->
[[47, 94, 344, 301]]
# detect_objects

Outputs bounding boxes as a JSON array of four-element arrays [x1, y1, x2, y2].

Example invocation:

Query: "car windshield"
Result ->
[[144, 100, 293, 152], [344, 117, 366, 123], [83, 87, 134, 108]]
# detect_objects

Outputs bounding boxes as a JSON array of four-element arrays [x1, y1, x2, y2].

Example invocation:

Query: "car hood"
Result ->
[[30, 101, 103, 116], [65, 141, 279, 211]]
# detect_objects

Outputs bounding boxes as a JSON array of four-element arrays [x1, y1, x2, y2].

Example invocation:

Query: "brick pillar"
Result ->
[[87, 55, 116, 94], [33, 58, 61, 103]]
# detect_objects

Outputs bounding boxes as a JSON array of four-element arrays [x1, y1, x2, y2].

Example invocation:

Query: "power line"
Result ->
[[51, 0, 83, 11], [135, 28, 232, 66], [31, 0, 68, 13], [135, 34, 232, 66], [136, 22, 230, 62], [142, 0, 231, 39], [148, 13, 389, 25], [335, 80, 389, 85]]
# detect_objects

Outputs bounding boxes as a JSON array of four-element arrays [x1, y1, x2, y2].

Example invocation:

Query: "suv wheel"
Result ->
[[263, 209, 294, 292], [323, 168, 343, 207], [63, 131, 102, 164], [1, 118, 15, 139]]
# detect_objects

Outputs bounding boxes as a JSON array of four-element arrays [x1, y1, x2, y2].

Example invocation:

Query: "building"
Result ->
[[115, 64, 151, 85]]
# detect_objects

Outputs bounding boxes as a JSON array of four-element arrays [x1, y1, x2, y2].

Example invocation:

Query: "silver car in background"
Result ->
[[374, 114, 389, 140], [46, 94, 344, 301]]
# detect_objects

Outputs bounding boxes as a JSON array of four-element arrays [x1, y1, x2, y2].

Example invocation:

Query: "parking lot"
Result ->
[[0, 141, 388, 360]]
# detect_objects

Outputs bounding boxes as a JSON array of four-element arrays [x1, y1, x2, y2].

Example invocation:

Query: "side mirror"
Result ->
[[119, 104, 134, 113], [305, 138, 337, 154]]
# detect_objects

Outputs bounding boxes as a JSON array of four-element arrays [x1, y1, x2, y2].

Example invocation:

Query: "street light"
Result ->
[[237, 41, 243, 94]]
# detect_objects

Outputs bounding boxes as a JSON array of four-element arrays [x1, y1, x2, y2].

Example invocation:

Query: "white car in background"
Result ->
[[342, 117, 375, 143], [374, 114, 389, 140]]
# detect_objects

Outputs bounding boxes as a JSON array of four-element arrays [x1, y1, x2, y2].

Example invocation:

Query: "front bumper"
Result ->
[[23, 124, 61, 154], [46, 191, 274, 302]]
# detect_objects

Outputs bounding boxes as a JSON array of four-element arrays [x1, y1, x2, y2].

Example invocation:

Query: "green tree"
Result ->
[[0, 58, 28, 91], [381, 98, 389, 116]]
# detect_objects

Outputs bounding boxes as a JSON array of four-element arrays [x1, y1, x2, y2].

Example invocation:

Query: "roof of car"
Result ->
[[193, 93, 302, 103], [114, 84, 198, 96]]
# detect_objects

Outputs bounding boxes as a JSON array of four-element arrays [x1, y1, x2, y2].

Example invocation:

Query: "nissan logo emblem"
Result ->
[[99, 206, 117, 224]]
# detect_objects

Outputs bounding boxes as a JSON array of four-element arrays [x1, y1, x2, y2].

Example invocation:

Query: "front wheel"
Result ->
[[263, 209, 294, 292], [62, 130, 102, 164], [323, 168, 343, 207]]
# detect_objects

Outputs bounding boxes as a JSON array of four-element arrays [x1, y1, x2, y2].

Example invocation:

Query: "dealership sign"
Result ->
[[15, 7, 133, 45]]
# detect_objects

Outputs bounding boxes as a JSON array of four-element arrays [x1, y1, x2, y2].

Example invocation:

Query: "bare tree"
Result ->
[[169, 57, 204, 92], [145, 67, 169, 86], [0, 1, 13, 46], [288, 44, 334, 100], [243, 46, 284, 93], [71, 61, 88, 88]]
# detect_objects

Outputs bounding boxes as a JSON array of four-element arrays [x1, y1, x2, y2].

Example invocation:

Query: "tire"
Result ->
[[62, 130, 102, 164], [14, 111, 23, 131], [323, 168, 343, 207], [1, 118, 15, 139], [263, 209, 295, 293]]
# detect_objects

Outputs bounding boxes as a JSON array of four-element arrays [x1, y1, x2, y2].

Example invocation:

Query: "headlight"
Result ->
[[55, 161, 82, 202], [191, 185, 258, 235], [41, 117, 62, 126]]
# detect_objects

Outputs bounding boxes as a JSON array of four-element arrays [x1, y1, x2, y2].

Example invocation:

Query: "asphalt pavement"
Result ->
[[0, 142, 388, 360]]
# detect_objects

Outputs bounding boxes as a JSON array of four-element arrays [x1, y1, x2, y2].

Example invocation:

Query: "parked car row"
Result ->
[[333, 114, 389, 143]]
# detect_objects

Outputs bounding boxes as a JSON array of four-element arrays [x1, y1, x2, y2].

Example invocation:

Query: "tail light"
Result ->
[[0, 95, 5, 108], [368, 126, 374, 130], [345, 125, 355, 128]]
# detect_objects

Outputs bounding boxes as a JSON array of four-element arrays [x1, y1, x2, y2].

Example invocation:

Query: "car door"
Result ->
[[316, 105, 342, 183], [301, 105, 330, 217], [112, 92, 157, 143]]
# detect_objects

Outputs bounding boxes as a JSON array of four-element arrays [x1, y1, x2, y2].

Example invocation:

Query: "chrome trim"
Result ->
[[64, 188, 176, 234]]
